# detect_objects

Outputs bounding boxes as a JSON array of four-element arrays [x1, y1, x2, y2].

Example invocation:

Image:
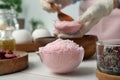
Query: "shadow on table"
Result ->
[[84, 53, 97, 61], [55, 66, 95, 77], [22, 61, 42, 72]]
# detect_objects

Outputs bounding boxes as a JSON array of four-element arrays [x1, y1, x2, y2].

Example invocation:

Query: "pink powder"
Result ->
[[39, 39, 84, 73], [54, 21, 83, 34]]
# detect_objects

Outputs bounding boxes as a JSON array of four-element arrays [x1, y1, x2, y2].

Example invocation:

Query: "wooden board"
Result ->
[[0, 51, 28, 75], [96, 69, 120, 80], [16, 43, 36, 52]]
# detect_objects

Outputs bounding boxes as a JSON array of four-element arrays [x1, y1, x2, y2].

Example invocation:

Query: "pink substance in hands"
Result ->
[[54, 21, 83, 34], [39, 39, 84, 73]]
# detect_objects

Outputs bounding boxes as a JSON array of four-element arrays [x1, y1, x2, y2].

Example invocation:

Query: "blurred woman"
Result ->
[[40, 0, 120, 40]]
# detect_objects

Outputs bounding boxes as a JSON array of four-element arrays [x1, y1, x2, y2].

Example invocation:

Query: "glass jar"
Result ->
[[0, 9, 19, 30], [96, 39, 120, 75], [0, 9, 17, 50], [0, 30, 16, 50]]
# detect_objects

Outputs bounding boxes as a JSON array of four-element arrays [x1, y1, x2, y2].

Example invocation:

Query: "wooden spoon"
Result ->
[[50, 3, 74, 21]]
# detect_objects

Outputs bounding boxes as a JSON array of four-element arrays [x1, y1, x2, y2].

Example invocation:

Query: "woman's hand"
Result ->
[[40, 0, 73, 12], [78, 0, 114, 33]]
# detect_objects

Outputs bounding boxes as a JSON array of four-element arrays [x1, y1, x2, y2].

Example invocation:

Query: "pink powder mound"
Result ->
[[39, 39, 84, 73], [54, 21, 83, 34]]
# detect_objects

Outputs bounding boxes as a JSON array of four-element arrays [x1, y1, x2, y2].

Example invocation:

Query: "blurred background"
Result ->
[[0, 0, 79, 35]]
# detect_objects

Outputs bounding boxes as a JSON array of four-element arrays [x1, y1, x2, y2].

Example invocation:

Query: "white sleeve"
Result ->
[[73, 0, 80, 4]]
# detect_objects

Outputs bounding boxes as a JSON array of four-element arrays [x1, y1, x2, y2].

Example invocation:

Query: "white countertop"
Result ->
[[0, 52, 98, 80]]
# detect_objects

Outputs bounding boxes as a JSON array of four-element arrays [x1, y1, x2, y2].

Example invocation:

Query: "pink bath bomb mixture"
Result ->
[[39, 39, 84, 73], [54, 21, 83, 34]]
